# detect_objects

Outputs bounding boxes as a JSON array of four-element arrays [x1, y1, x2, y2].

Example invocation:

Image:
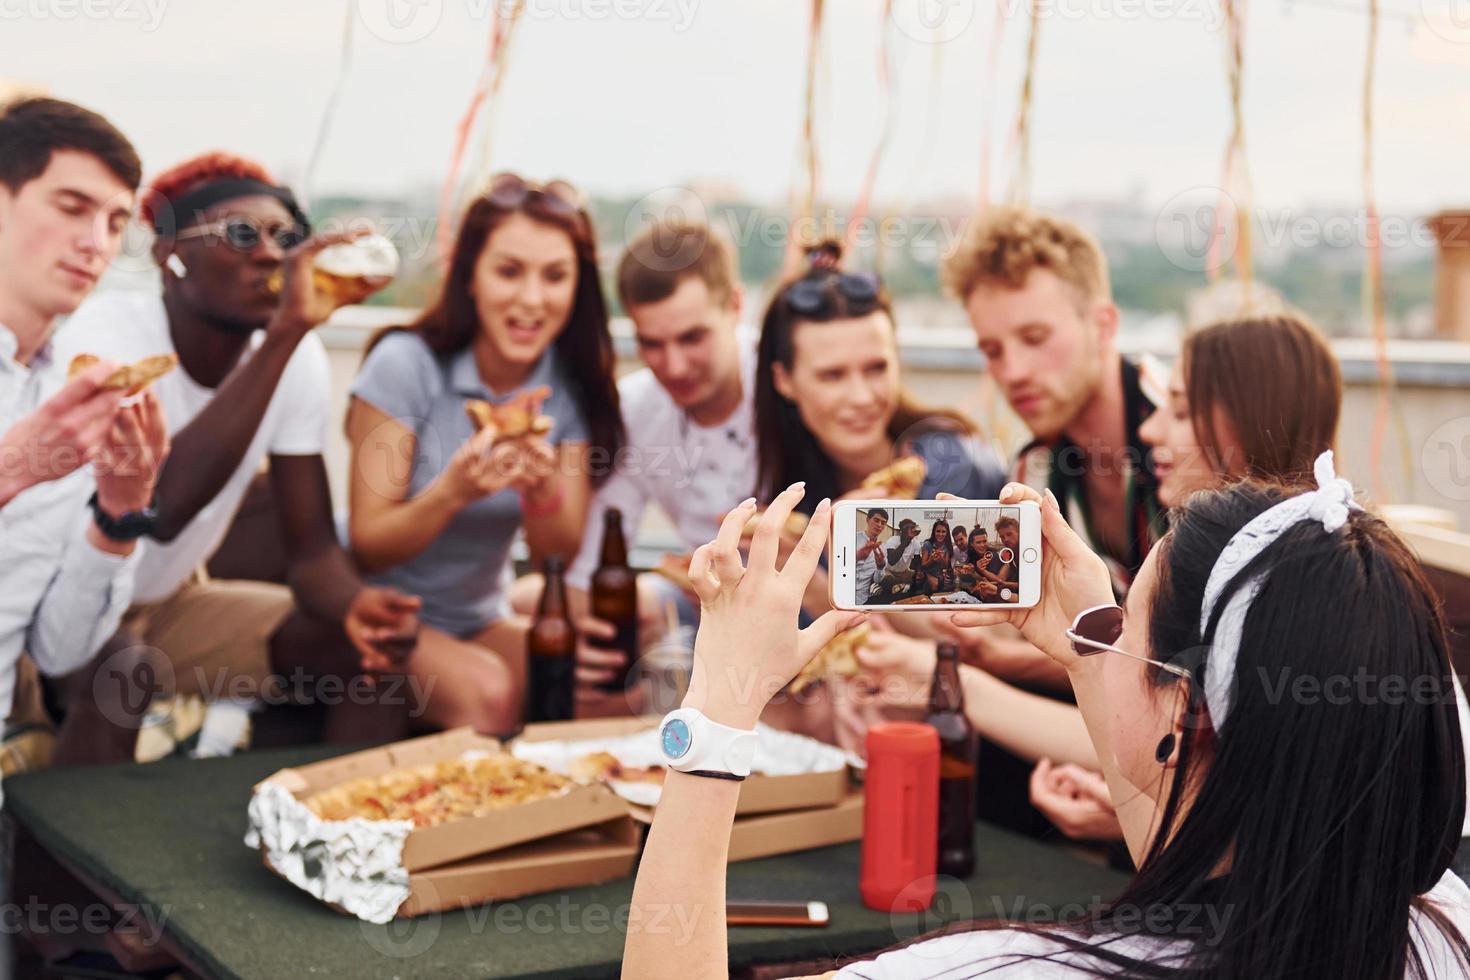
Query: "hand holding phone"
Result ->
[[828, 499, 1042, 610]]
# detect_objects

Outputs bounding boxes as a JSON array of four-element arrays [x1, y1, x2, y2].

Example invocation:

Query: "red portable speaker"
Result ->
[[860, 722, 939, 913]]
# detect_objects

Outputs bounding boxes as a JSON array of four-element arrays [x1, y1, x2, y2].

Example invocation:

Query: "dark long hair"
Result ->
[[848, 482, 1469, 978], [365, 183, 623, 485], [1182, 314, 1340, 487], [753, 246, 974, 507]]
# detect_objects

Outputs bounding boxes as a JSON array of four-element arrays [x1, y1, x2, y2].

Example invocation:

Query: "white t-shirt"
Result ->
[[834, 870, 1470, 978], [566, 333, 757, 590], [886, 533, 922, 570], [58, 291, 329, 603], [854, 529, 884, 603]]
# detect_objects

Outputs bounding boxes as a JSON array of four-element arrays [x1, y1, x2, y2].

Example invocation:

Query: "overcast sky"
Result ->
[[6, 0, 1469, 214]]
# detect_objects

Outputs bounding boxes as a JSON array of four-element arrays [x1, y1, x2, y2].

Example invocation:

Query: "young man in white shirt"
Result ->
[[852, 508, 889, 605], [545, 222, 755, 701], [0, 98, 170, 773], [53, 151, 422, 759]]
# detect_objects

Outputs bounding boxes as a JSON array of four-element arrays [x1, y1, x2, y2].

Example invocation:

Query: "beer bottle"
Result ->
[[527, 555, 576, 722], [590, 508, 639, 693], [926, 641, 977, 877]]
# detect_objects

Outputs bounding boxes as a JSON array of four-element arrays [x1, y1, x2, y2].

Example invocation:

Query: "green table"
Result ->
[[6, 747, 1128, 980]]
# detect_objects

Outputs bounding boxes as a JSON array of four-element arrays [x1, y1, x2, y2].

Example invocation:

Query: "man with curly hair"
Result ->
[[55, 151, 423, 758], [942, 206, 1165, 593]]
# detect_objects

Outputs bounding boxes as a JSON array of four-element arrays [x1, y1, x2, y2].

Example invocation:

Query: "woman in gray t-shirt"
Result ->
[[345, 175, 623, 735]]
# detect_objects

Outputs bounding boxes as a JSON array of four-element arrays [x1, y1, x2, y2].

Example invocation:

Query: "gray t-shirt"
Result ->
[[351, 331, 589, 636]]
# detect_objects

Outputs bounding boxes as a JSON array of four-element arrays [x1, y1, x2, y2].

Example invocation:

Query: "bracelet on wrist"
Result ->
[[521, 484, 565, 518]]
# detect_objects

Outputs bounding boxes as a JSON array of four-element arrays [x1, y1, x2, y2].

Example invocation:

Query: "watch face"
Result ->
[[661, 718, 692, 760]]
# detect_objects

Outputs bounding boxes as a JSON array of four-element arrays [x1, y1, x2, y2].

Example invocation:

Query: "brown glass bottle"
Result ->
[[527, 555, 576, 722], [589, 508, 639, 693], [925, 641, 977, 878]]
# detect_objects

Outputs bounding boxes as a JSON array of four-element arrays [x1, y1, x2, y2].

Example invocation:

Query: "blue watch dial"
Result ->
[[661, 718, 692, 760]]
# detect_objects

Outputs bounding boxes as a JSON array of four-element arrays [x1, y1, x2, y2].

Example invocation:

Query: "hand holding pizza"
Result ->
[[93, 387, 170, 519], [0, 363, 125, 506]]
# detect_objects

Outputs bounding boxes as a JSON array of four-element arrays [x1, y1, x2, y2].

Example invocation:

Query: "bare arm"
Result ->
[[346, 398, 475, 573], [271, 454, 361, 622], [520, 441, 592, 567]]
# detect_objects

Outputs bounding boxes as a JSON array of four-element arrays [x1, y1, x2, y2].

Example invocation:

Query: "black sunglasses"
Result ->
[[783, 271, 881, 318], [175, 216, 307, 251]]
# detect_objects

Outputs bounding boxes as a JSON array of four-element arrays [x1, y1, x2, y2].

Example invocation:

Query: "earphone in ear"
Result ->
[[165, 254, 188, 279]]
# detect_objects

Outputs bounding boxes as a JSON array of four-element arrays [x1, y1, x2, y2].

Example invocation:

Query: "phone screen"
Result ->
[[852, 504, 1025, 607]]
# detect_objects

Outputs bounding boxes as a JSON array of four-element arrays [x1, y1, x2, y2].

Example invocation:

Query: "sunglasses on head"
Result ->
[[1066, 604, 1193, 683], [783, 270, 881, 318], [485, 173, 585, 217], [174, 216, 307, 251]]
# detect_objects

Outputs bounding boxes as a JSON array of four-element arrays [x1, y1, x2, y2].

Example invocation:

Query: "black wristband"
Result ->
[[88, 491, 157, 542], [684, 769, 746, 782]]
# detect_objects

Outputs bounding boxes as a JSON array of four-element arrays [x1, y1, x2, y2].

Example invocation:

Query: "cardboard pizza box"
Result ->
[[627, 789, 864, 863], [514, 716, 852, 816], [397, 817, 640, 918], [254, 727, 629, 872]]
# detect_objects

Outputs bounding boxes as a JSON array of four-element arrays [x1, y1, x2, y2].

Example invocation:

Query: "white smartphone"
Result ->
[[829, 499, 1042, 610]]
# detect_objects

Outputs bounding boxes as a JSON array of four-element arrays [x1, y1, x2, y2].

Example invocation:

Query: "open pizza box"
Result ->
[[246, 727, 636, 922], [512, 716, 854, 816]]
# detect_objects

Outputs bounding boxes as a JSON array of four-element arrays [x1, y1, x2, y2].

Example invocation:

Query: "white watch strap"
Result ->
[[660, 707, 757, 778]]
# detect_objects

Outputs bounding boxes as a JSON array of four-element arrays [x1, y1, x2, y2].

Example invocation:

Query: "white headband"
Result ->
[[1198, 451, 1360, 734]]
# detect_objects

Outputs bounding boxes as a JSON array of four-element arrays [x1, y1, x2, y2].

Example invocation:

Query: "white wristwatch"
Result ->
[[658, 707, 758, 781]]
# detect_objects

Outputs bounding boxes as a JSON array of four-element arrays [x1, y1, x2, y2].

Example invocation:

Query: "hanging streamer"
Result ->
[[790, 0, 826, 252], [436, 0, 526, 263], [845, 0, 899, 256], [1360, 0, 1412, 501], [301, 2, 357, 213], [1005, 0, 1041, 205], [976, 1, 1008, 210], [1212, 0, 1254, 295]]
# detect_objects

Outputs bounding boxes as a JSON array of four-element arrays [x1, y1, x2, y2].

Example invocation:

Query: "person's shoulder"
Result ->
[[365, 328, 436, 365], [834, 927, 1081, 978], [616, 365, 673, 416]]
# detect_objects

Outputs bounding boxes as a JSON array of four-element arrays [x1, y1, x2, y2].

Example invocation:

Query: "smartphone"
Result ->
[[829, 499, 1041, 610], [726, 900, 830, 927]]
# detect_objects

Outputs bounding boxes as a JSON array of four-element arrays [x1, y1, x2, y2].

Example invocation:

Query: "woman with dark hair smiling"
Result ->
[[622, 469, 1470, 979], [752, 242, 1005, 615], [346, 174, 623, 735]]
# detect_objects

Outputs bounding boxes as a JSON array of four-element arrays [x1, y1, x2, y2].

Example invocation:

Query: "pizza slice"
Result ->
[[790, 623, 870, 694], [739, 509, 811, 542], [68, 352, 179, 395], [860, 455, 927, 499], [464, 385, 555, 443], [568, 750, 666, 786]]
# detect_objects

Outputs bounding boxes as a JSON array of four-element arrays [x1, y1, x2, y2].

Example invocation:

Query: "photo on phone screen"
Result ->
[[831, 500, 1040, 609]]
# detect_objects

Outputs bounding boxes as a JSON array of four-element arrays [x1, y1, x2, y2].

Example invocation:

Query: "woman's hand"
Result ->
[[682, 483, 865, 729], [943, 483, 1113, 671], [440, 424, 539, 506], [1030, 759, 1122, 841]]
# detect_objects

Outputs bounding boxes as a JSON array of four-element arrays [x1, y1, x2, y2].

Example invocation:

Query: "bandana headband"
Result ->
[[1198, 450, 1360, 734]]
